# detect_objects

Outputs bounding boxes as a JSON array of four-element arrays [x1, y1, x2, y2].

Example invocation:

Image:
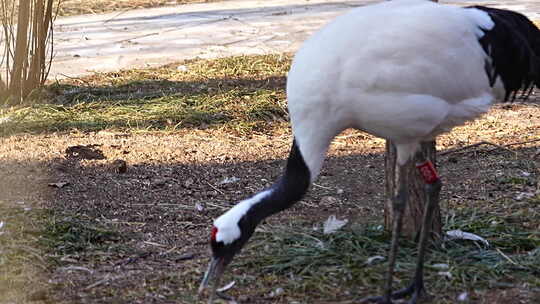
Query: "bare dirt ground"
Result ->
[[1, 95, 539, 303]]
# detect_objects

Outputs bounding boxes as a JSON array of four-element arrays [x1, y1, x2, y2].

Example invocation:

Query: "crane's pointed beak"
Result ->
[[198, 257, 226, 303]]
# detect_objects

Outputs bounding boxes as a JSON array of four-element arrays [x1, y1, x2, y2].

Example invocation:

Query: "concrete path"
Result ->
[[51, 0, 540, 78]]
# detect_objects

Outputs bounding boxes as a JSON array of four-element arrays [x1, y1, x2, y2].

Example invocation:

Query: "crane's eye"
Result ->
[[211, 226, 218, 242]]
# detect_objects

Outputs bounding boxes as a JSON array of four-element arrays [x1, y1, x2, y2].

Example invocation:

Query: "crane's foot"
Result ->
[[391, 279, 425, 303], [358, 295, 392, 304], [359, 276, 425, 304]]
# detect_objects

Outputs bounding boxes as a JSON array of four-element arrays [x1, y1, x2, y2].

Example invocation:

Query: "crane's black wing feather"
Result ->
[[469, 6, 540, 101]]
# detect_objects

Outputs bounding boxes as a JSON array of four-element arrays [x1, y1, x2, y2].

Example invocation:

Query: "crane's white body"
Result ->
[[287, 0, 502, 176]]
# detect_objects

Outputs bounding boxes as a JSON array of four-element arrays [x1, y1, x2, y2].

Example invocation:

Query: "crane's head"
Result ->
[[197, 223, 258, 302], [198, 190, 272, 301]]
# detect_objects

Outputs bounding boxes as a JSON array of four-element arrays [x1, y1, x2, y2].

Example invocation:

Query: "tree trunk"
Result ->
[[9, 0, 31, 101], [26, 0, 54, 97], [2, 0, 56, 103], [384, 141, 442, 239]]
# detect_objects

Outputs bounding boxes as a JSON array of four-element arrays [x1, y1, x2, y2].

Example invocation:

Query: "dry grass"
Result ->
[[57, 0, 219, 16], [0, 55, 290, 136]]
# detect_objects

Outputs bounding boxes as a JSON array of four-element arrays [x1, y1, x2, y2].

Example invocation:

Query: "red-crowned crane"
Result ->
[[198, 0, 540, 303]]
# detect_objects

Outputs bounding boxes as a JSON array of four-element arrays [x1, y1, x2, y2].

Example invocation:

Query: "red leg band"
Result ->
[[416, 161, 439, 184], [211, 226, 218, 242]]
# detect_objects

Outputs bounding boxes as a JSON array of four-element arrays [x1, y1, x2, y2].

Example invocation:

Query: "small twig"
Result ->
[[477, 142, 516, 154], [59, 266, 93, 274], [55, 72, 87, 81], [494, 138, 540, 148], [143, 241, 167, 247], [219, 37, 252, 47], [115, 251, 153, 266], [105, 221, 146, 226], [313, 183, 333, 190], [496, 248, 517, 265], [175, 253, 196, 262], [112, 32, 160, 44], [131, 203, 193, 209], [441, 138, 540, 156], [440, 140, 515, 156], [85, 274, 111, 290], [205, 202, 229, 210], [205, 180, 225, 195], [157, 246, 178, 257]]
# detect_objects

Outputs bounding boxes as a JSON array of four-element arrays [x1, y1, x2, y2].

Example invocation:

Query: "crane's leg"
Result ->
[[361, 151, 441, 304], [385, 153, 442, 303], [361, 162, 409, 304]]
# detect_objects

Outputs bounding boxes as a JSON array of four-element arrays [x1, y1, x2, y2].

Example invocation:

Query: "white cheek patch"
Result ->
[[213, 189, 272, 245]]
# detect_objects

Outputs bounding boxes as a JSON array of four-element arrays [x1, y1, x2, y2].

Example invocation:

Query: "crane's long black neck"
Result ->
[[245, 139, 311, 226], [471, 6, 540, 101], [213, 140, 311, 260]]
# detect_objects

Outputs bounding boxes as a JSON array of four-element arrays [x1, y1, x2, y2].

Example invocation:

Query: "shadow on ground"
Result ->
[[2, 137, 537, 303]]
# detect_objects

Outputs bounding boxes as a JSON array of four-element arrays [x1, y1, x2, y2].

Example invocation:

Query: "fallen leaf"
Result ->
[[446, 229, 489, 246], [268, 287, 284, 298], [219, 177, 240, 185], [320, 196, 339, 204], [177, 65, 188, 72], [184, 177, 194, 187], [431, 263, 449, 270], [438, 271, 452, 279], [366, 255, 385, 265], [515, 192, 534, 201], [323, 215, 348, 234]]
